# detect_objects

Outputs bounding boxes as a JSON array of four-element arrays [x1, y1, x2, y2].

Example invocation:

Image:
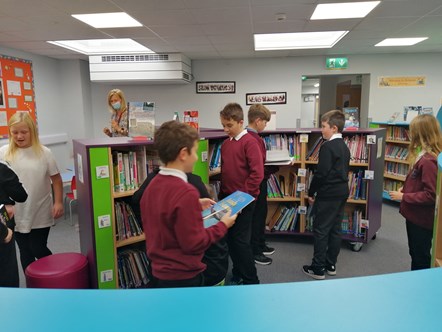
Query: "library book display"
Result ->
[[73, 127, 385, 289]]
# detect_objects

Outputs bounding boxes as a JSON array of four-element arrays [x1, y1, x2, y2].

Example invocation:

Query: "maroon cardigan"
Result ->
[[400, 153, 437, 230]]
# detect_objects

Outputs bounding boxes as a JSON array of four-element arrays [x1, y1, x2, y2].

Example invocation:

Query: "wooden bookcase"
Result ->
[[431, 153, 442, 267], [73, 137, 209, 289], [205, 128, 386, 251], [370, 122, 410, 202]]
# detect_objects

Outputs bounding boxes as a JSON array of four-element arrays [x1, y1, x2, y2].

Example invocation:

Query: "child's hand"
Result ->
[[389, 190, 403, 201], [220, 209, 237, 229], [103, 127, 111, 136], [52, 202, 64, 219], [3, 228, 13, 244], [5, 205, 14, 219], [308, 196, 315, 205], [199, 198, 216, 210]]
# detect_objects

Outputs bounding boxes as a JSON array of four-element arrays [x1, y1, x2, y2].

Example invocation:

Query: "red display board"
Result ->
[[0, 54, 36, 138]]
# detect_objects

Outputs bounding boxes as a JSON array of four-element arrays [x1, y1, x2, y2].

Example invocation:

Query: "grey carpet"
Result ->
[[18, 201, 410, 287]]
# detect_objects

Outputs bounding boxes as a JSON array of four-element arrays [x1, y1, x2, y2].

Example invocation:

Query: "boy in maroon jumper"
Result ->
[[246, 104, 277, 265], [140, 121, 236, 288], [220, 103, 264, 285]]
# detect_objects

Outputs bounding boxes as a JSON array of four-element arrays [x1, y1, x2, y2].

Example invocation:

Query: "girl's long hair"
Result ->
[[408, 114, 442, 166]]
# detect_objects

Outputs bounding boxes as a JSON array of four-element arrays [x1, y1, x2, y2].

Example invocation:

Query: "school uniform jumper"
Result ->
[[220, 130, 264, 284], [308, 134, 350, 271], [399, 153, 437, 270], [140, 169, 227, 287], [0, 161, 28, 287]]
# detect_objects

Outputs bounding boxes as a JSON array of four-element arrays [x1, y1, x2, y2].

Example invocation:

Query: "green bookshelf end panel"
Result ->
[[89, 147, 116, 289]]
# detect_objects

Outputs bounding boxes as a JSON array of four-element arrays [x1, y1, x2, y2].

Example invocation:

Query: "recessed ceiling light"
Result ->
[[314, 83, 320, 88], [47, 39, 153, 55], [375, 37, 428, 46], [254, 31, 349, 51], [72, 12, 142, 28], [311, 1, 380, 20]]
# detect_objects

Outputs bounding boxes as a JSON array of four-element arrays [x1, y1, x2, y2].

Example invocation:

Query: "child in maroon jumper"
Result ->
[[390, 114, 442, 270], [140, 121, 236, 288], [246, 104, 278, 265], [219, 103, 264, 284]]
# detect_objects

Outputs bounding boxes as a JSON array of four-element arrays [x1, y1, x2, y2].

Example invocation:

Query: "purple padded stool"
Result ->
[[25, 253, 89, 289]]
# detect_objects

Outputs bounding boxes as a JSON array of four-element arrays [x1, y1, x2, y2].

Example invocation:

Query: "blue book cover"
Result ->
[[202, 190, 254, 228]]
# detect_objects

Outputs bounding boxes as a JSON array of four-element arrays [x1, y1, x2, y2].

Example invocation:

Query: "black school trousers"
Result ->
[[0, 233, 19, 287], [311, 198, 347, 269], [251, 180, 268, 255], [406, 220, 433, 270], [228, 201, 259, 284]]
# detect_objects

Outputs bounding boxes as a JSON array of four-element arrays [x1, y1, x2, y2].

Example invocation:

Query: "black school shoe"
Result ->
[[254, 253, 272, 265], [262, 244, 275, 256], [326, 264, 336, 276], [302, 265, 325, 280]]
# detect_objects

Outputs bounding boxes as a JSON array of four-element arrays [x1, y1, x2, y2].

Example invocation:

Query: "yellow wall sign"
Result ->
[[378, 76, 426, 87]]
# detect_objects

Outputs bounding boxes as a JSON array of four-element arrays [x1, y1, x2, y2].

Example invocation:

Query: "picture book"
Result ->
[[183, 110, 199, 132], [343, 107, 360, 129], [128, 101, 155, 139], [202, 190, 254, 228]]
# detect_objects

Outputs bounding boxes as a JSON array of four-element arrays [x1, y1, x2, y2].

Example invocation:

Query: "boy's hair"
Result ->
[[154, 120, 199, 164], [6, 112, 43, 162], [220, 103, 244, 122], [321, 110, 345, 132], [107, 88, 128, 113], [248, 104, 271, 123], [409, 114, 442, 165]]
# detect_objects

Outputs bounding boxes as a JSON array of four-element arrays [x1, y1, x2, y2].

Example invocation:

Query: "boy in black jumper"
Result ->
[[140, 121, 236, 288], [303, 110, 350, 280], [219, 103, 264, 284]]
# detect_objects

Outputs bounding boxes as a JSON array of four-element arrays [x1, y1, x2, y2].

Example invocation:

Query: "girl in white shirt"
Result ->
[[0, 112, 63, 271]]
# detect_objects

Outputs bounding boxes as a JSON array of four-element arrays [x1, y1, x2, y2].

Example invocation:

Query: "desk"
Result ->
[[1, 268, 441, 331]]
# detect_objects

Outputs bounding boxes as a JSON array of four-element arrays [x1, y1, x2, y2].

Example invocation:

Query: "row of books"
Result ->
[[115, 201, 143, 241], [267, 205, 299, 232], [305, 208, 367, 238], [386, 126, 410, 141], [262, 134, 301, 160], [112, 150, 142, 192], [348, 170, 367, 200], [344, 135, 368, 163], [384, 161, 409, 177], [383, 179, 403, 192], [117, 249, 151, 289], [385, 143, 409, 160], [341, 209, 368, 238], [208, 141, 222, 170], [306, 136, 324, 161]]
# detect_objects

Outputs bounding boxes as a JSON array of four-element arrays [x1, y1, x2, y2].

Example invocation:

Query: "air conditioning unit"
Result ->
[[88, 53, 192, 84]]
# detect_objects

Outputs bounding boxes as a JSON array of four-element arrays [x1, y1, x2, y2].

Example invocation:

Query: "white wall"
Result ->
[[1, 45, 442, 169]]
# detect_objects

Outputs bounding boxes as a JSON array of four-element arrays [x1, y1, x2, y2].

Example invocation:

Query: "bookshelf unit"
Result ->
[[370, 122, 410, 201], [205, 128, 386, 251], [73, 137, 209, 289], [432, 153, 442, 267]]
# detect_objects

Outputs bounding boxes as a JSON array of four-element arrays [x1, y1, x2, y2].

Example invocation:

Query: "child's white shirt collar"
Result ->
[[328, 133, 343, 141], [158, 166, 188, 182], [231, 129, 248, 141]]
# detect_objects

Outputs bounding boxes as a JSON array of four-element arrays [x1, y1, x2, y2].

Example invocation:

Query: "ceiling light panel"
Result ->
[[254, 31, 349, 51], [72, 12, 142, 28], [375, 37, 428, 46], [47, 39, 153, 55], [311, 1, 381, 20]]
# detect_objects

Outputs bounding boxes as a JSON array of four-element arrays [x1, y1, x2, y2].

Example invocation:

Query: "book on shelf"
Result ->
[[202, 190, 255, 228], [265, 149, 294, 165], [183, 110, 199, 132], [128, 101, 155, 139], [343, 107, 360, 129]]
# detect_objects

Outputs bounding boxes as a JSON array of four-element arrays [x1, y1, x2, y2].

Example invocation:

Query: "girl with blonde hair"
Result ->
[[0, 112, 63, 271], [103, 88, 129, 137], [390, 114, 442, 269]]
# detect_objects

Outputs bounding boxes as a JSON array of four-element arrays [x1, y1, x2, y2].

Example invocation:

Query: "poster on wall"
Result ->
[[0, 54, 36, 138]]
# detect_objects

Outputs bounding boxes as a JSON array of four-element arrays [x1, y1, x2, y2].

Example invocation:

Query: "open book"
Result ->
[[202, 190, 254, 228]]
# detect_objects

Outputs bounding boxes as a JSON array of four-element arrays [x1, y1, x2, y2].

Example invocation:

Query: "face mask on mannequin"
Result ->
[[111, 102, 121, 111]]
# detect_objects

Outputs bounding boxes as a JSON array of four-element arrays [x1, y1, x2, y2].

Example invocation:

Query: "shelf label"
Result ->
[[98, 214, 111, 228], [96, 165, 109, 179], [100, 270, 113, 282], [364, 170, 374, 180]]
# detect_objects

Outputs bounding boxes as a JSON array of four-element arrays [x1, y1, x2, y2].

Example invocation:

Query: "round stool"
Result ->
[[25, 253, 89, 289]]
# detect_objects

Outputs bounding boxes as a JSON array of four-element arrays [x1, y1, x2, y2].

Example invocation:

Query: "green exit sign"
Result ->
[[326, 57, 348, 69]]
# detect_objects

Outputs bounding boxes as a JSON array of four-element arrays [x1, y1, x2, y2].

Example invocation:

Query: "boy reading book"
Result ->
[[140, 121, 236, 288]]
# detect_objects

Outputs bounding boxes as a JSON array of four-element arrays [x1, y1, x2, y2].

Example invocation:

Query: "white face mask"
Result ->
[[111, 102, 121, 111]]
